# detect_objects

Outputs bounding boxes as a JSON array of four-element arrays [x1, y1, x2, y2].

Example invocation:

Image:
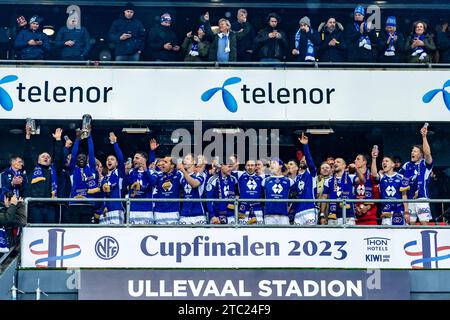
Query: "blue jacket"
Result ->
[[108, 15, 146, 56], [55, 26, 91, 59], [0, 167, 27, 200], [14, 28, 51, 60]]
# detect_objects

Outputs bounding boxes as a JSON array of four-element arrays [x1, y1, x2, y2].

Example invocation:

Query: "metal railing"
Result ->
[[1, 59, 450, 69], [22, 197, 450, 228]]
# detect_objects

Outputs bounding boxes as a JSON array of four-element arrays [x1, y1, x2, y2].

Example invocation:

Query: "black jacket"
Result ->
[[376, 31, 406, 63], [437, 31, 450, 63], [147, 24, 180, 61], [344, 21, 377, 62], [24, 139, 64, 199], [109, 15, 146, 56], [254, 26, 289, 61], [0, 202, 27, 227], [231, 21, 255, 61], [317, 22, 346, 62], [290, 29, 320, 62], [55, 26, 91, 60]]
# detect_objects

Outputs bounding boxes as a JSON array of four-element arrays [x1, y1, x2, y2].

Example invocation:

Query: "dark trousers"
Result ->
[[68, 205, 95, 224], [29, 204, 57, 223]]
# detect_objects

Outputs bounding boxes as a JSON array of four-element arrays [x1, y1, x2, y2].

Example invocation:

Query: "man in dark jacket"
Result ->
[[9, 15, 28, 60], [291, 16, 320, 62], [24, 126, 64, 223], [344, 5, 377, 62], [437, 20, 450, 63], [0, 195, 27, 227], [231, 8, 255, 61], [108, 2, 146, 61], [147, 13, 180, 61], [0, 156, 27, 202], [317, 17, 346, 62], [55, 14, 91, 60], [14, 15, 51, 60], [376, 16, 405, 63], [254, 13, 289, 62]]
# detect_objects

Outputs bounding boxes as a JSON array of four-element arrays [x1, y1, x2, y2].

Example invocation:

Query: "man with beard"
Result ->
[[317, 16, 346, 62], [320, 158, 366, 225], [254, 12, 288, 62], [68, 128, 100, 223], [232, 159, 264, 225], [98, 132, 125, 224], [291, 133, 318, 225]]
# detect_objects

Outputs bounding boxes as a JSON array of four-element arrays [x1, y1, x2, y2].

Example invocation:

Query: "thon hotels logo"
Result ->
[[201, 77, 336, 113], [423, 79, 450, 111], [0, 73, 112, 111]]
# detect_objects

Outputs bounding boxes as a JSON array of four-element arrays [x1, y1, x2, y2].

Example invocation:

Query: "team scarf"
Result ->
[[218, 32, 231, 53], [189, 40, 199, 56], [384, 31, 397, 56], [411, 33, 427, 60], [354, 21, 372, 50], [73, 166, 100, 197], [31, 164, 58, 198], [331, 171, 352, 209], [295, 29, 315, 61]]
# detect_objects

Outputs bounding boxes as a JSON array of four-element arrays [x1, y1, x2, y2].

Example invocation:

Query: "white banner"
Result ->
[[0, 67, 449, 121], [21, 227, 450, 269]]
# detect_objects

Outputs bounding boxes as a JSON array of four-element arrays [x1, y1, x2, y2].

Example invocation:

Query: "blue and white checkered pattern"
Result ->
[[99, 210, 125, 225]]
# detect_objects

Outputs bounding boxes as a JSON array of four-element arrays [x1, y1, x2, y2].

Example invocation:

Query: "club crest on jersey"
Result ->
[[386, 185, 396, 197], [298, 180, 305, 192], [162, 180, 173, 191], [246, 179, 257, 190], [272, 183, 283, 194], [356, 184, 365, 196], [184, 184, 192, 194]]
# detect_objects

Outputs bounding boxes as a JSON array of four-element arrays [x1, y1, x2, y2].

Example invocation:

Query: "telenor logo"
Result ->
[[0, 75, 18, 111], [423, 79, 450, 111], [201, 77, 241, 113]]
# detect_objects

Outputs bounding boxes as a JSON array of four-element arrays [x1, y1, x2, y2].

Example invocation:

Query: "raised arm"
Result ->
[[371, 147, 379, 179], [110, 132, 125, 177], [177, 163, 200, 188], [298, 133, 316, 175], [70, 130, 80, 171], [421, 126, 432, 165], [149, 138, 159, 164], [87, 135, 96, 170], [52, 128, 64, 172]]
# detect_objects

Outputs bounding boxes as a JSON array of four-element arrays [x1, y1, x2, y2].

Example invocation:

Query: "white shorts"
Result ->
[[294, 208, 317, 225], [179, 215, 207, 225], [130, 211, 154, 225], [154, 211, 180, 225], [409, 201, 432, 223], [328, 217, 356, 226], [239, 210, 264, 225], [99, 210, 124, 225], [264, 215, 290, 225]]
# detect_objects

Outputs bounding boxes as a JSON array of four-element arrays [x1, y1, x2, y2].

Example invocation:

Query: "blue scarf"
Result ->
[[189, 40, 199, 56], [31, 164, 58, 198], [384, 31, 397, 56], [295, 29, 315, 61], [354, 22, 372, 50], [412, 33, 427, 60]]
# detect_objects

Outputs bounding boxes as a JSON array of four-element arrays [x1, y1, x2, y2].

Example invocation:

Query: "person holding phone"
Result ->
[[147, 12, 180, 61], [14, 15, 51, 60], [55, 14, 91, 60]]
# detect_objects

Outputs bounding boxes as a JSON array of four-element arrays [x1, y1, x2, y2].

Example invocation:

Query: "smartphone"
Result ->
[[127, 157, 132, 165], [64, 135, 69, 141]]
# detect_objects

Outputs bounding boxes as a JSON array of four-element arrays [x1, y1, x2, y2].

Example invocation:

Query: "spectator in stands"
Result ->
[[291, 16, 319, 62], [326, 157, 335, 167], [0, 156, 27, 201], [231, 8, 255, 61], [205, 17, 237, 62], [24, 126, 64, 223], [262, 158, 295, 225], [393, 155, 402, 172], [405, 20, 436, 63], [254, 13, 288, 62], [317, 16, 346, 62], [344, 5, 377, 62], [147, 13, 180, 61], [14, 15, 51, 60], [67, 128, 100, 223], [9, 15, 28, 60], [377, 16, 405, 63], [399, 126, 433, 225], [206, 159, 239, 224], [437, 19, 450, 63], [353, 153, 378, 225], [320, 158, 365, 225], [0, 194, 26, 227], [181, 25, 210, 61], [108, 2, 146, 61], [55, 13, 91, 60]]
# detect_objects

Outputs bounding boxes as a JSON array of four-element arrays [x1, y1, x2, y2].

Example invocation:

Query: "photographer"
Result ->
[[0, 193, 27, 227]]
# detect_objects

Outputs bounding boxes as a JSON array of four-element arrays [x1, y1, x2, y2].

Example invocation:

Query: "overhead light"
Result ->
[[9, 128, 23, 134], [122, 127, 150, 134], [42, 25, 55, 36], [306, 128, 334, 135], [212, 128, 241, 134]]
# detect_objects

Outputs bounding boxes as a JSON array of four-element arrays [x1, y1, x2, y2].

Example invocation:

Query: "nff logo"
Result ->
[[95, 236, 119, 260]]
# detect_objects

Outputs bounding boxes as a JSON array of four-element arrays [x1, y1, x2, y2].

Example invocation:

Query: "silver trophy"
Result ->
[[80, 114, 92, 139], [26, 118, 40, 135]]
